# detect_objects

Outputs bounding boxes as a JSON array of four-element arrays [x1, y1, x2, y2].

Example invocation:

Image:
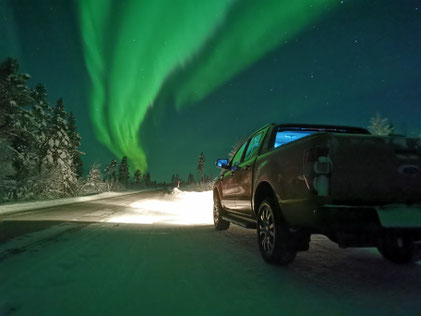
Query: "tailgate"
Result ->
[[329, 135, 421, 205]]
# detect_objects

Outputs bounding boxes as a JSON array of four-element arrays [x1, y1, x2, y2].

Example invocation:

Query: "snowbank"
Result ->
[[0, 191, 143, 216]]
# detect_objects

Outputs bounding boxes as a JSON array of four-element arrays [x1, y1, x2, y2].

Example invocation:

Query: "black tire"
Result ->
[[213, 193, 230, 230], [377, 234, 415, 264], [257, 198, 296, 265]]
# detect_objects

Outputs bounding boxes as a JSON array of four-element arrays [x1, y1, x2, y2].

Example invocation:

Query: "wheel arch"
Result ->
[[253, 181, 282, 217], [213, 186, 221, 201]]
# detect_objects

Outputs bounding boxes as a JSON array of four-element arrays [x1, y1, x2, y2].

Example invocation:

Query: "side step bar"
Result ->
[[222, 213, 257, 229]]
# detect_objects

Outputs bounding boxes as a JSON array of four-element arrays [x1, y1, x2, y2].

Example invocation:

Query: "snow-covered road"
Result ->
[[0, 190, 420, 315]]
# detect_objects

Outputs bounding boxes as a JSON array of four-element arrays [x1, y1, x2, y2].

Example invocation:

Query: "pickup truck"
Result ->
[[213, 123, 421, 265]]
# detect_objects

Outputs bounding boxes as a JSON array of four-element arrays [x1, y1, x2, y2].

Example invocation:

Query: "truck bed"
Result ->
[[327, 134, 421, 205]]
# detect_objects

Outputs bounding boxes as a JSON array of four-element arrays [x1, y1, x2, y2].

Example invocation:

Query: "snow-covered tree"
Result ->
[[0, 58, 33, 141], [41, 98, 77, 196], [67, 112, 83, 178], [86, 164, 102, 184], [82, 163, 105, 194], [118, 156, 130, 185], [0, 139, 16, 200], [0, 58, 84, 201], [31, 84, 52, 172], [228, 138, 247, 159], [368, 113, 394, 136], [12, 107, 39, 181], [0, 58, 37, 186]]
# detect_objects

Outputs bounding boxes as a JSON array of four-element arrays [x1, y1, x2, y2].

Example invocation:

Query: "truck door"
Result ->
[[234, 131, 265, 215], [220, 142, 247, 211]]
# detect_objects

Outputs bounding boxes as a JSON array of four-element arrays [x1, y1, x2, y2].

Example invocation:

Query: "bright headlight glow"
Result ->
[[107, 189, 214, 225]]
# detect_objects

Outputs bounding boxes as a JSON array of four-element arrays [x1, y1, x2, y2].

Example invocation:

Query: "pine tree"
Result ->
[[133, 169, 142, 184], [187, 173, 194, 184], [31, 84, 52, 173], [41, 98, 77, 196], [83, 163, 104, 193], [118, 156, 130, 185], [144, 172, 151, 186], [171, 174, 181, 186], [0, 138, 16, 200], [228, 138, 247, 159], [197, 152, 205, 182], [0, 58, 41, 190], [13, 107, 39, 181], [368, 113, 394, 136], [67, 112, 83, 178], [104, 159, 117, 183], [0, 58, 86, 200], [0, 58, 33, 141]]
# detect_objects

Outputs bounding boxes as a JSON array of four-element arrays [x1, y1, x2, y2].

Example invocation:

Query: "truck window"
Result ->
[[231, 142, 247, 166], [274, 130, 315, 148], [243, 132, 264, 161]]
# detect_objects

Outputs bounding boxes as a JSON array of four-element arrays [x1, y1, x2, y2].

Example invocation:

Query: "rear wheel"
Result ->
[[377, 234, 415, 264], [257, 198, 296, 265], [213, 193, 230, 230]]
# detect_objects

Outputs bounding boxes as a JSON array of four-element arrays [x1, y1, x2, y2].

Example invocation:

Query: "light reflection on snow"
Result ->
[[107, 189, 214, 225]]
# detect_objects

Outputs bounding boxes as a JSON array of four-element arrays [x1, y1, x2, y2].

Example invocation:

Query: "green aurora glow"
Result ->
[[78, 0, 336, 171]]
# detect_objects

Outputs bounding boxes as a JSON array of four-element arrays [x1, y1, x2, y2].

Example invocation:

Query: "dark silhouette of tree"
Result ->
[[104, 159, 117, 183], [144, 172, 151, 186], [118, 156, 130, 185], [197, 152, 205, 181], [187, 173, 194, 184], [133, 169, 142, 184], [171, 174, 182, 186]]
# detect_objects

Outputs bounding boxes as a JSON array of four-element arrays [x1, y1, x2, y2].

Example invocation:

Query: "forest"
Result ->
[[0, 57, 189, 202]]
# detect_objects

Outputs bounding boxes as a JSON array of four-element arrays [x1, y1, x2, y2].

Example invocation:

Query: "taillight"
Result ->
[[314, 156, 331, 174], [313, 156, 332, 197], [303, 145, 332, 197]]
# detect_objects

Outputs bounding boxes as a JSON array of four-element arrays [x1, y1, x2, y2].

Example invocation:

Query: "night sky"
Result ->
[[1, 0, 420, 181]]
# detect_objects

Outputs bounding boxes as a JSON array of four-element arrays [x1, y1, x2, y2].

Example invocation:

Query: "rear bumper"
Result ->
[[313, 204, 421, 247], [317, 204, 421, 227]]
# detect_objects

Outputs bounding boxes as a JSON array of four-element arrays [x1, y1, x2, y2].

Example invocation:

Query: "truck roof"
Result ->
[[276, 123, 371, 135]]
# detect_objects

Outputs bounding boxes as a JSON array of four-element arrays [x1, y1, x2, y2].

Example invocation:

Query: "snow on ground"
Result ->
[[107, 188, 214, 225], [0, 191, 145, 216], [1, 190, 421, 315]]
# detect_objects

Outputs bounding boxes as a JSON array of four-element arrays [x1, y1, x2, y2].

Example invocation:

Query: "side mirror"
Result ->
[[216, 159, 229, 169]]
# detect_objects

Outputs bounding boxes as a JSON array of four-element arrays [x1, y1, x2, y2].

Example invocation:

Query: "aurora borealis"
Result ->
[[1, 0, 420, 180], [77, 0, 335, 172]]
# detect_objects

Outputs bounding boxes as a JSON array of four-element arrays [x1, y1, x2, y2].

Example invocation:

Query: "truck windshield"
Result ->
[[274, 130, 315, 148]]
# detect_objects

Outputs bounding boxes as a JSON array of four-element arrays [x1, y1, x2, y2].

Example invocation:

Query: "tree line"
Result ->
[[0, 57, 83, 200], [169, 152, 212, 188], [0, 57, 160, 202]]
